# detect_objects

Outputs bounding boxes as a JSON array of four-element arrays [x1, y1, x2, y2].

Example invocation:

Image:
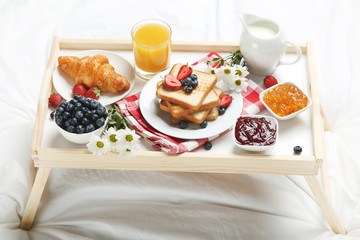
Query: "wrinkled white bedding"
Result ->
[[1, 0, 360, 239]]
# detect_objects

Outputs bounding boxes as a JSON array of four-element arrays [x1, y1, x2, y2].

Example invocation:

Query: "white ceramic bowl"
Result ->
[[259, 82, 312, 120], [54, 97, 109, 144], [56, 117, 108, 144], [232, 115, 278, 152]]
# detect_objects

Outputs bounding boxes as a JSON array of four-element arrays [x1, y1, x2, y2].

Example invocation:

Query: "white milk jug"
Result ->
[[240, 13, 302, 76]]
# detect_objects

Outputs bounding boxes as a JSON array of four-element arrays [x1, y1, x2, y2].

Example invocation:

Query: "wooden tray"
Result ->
[[33, 37, 321, 175], [21, 37, 346, 234]]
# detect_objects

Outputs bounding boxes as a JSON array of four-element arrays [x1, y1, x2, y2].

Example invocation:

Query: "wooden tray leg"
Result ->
[[304, 175, 346, 234], [320, 103, 332, 132], [20, 167, 51, 230]]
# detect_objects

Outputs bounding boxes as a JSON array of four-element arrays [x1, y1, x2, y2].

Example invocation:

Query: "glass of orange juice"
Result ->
[[131, 19, 172, 80]]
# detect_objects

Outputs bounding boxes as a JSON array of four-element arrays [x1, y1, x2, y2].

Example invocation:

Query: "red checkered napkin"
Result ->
[[115, 52, 265, 154]]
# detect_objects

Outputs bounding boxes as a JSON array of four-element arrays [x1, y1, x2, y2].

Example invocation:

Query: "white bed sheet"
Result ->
[[1, 0, 360, 239]]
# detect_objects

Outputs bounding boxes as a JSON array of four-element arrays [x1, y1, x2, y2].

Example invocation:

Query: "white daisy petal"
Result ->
[[103, 127, 119, 151], [118, 143, 139, 158], [115, 127, 140, 156], [87, 135, 110, 156]]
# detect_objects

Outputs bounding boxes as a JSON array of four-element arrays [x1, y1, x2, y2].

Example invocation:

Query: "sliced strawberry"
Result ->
[[48, 93, 63, 108], [84, 87, 101, 100], [219, 94, 232, 108], [72, 84, 86, 96], [177, 65, 193, 80], [264, 76, 278, 88], [164, 74, 181, 89]]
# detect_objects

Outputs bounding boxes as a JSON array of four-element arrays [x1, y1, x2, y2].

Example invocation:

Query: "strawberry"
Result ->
[[164, 74, 181, 89], [48, 93, 63, 108], [177, 65, 192, 80], [264, 76, 278, 88], [72, 84, 86, 96], [84, 87, 101, 100], [219, 94, 232, 108]]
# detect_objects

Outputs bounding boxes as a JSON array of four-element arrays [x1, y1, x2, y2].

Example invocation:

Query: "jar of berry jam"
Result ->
[[233, 115, 278, 151]]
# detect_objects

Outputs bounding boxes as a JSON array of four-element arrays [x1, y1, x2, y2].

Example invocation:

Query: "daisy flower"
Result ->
[[118, 143, 139, 158], [116, 127, 140, 157], [103, 127, 120, 151], [228, 77, 249, 94], [217, 65, 236, 83], [87, 134, 110, 156], [234, 64, 249, 79]]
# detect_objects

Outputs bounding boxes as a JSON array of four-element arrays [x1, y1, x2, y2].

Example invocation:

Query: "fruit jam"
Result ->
[[234, 116, 277, 146], [262, 83, 308, 117]]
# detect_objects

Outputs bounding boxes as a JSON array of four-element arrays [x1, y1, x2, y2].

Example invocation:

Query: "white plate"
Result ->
[[139, 72, 243, 139], [53, 50, 135, 106]]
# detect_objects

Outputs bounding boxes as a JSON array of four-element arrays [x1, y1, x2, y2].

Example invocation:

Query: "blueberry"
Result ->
[[66, 125, 76, 133], [74, 94, 82, 100], [179, 120, 188, 129], [204, 141, 212, 150], [191, 79, 198, 88], [76, 125, 85, 134], [186, 86, 193, 93], [180, 79, 186, 86], [91, 113, 99, 121], [55, 115, 63, 126], [56, 106, 65, 116], [58, 101, 67, 109], [75, 111, 84, 120], [90, 99, 98, 109], [81, 117, 90, 125], [86, 124, 95, 133], [294, 146, 302, 154], [70, 99, 79, 105], [74, 102, 82, 111], [200, 120, 208, 128], [50, 111, 55, 120], [66, 103, 75, 112], [70, 117, 78, 126], [63, 111, 71, 120], [190, 74, 197, 81], [96, 106, 106, 116], [218, 107, 225, 115], [64, 119, 71, 128], [96, 117, 106, 127], [81, 107, 89, 113], [183, 77, 192, 86], [82, 99, 90, 108], [84, 110, 92, 118]]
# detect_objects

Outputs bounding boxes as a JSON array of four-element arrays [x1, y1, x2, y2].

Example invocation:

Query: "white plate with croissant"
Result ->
[[53, 50, 135, 106]]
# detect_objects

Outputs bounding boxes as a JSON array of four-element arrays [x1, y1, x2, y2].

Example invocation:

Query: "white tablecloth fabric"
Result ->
[[1, 0, 360, 239]]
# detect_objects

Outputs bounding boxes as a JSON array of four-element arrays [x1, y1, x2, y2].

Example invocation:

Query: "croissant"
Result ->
[[58, 54, 130, 93]]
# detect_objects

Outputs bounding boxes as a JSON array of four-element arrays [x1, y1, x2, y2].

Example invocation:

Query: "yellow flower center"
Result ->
[[224, 68, 231, 74], [210, 70, 215, 74], [125, 134, 133, 142], [96, 141, 104, 148], [110, 134, 117, 143], [126, 148, 131, 152], [235, 80, 241, 86], [235, 70, 242, 76]]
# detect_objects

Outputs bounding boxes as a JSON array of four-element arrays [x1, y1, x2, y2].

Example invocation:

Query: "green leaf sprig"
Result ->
[[105, 104, 127, 131], [208, 50, 246, 68]]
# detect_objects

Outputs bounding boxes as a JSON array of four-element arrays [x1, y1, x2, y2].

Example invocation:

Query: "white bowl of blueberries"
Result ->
[[53, 95, 108, 144]]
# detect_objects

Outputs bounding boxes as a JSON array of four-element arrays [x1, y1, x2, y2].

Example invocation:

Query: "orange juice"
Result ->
[[132, 20, 171, 75]]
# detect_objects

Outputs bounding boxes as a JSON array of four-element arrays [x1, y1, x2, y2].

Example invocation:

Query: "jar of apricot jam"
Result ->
[[262, 83, 308, 117]]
